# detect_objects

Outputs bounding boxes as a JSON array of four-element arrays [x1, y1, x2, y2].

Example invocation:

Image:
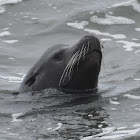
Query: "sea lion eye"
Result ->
[[100, 43, 104, 48], [53, 52, 63, 61]]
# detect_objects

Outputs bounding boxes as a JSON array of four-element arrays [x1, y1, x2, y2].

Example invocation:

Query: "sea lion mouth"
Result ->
[[59, 35, 102, 91], [58, 87, 98, 94]]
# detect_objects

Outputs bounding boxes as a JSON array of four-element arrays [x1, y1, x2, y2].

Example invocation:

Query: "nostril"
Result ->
[[84, 35, 94, 39], [83, 35, 99, 43]]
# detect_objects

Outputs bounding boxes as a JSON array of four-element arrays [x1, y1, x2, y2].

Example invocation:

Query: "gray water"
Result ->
[[0, 0, 140, 139]]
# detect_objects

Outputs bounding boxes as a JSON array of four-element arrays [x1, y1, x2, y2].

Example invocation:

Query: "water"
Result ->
[[0, 0, 140, 139]]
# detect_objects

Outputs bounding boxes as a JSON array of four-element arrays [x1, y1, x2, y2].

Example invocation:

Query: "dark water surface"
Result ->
[[0, 0, 140, 139]]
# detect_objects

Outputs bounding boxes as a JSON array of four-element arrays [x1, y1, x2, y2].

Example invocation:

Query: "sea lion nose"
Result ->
[[83, 35, 95, 40], [82, 35, 100, 46], [81, 35, 102, 54]]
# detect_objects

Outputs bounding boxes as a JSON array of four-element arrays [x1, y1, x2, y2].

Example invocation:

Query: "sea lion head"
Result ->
[[19, 35, 102, 93]]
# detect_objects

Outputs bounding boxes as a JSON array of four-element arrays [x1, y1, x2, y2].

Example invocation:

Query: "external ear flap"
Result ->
[[25, 72, 39, 87]]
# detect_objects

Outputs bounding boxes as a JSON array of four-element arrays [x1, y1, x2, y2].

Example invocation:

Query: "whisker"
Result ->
[[87, 41, 90, 54], [68, 55, 78, 79], [83, 45, 87, 60], [62, 52, 78, 81], [67, 53, 78, 79], [77, 44, 84, 70], [59, 50, 79, 86]]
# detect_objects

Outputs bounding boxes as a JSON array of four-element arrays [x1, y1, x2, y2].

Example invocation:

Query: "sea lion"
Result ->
[[19, 35, 102, 93]]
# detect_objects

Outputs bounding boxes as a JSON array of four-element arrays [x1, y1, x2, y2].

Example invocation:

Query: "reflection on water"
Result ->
[[0, 89, 109, 139]]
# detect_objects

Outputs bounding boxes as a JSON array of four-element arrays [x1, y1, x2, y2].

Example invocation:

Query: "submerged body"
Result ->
[[19, 35, 102, 93]]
